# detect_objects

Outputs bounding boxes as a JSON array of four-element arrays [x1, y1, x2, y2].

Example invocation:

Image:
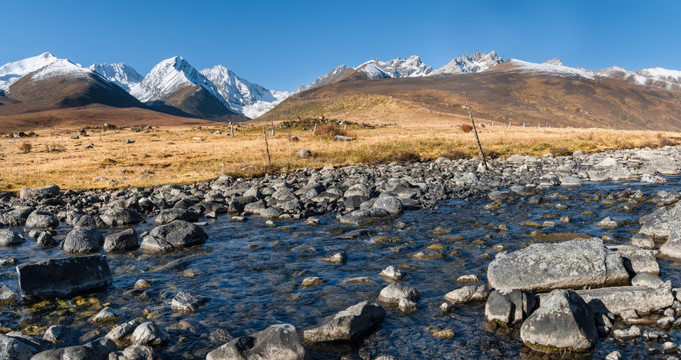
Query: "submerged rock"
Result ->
[[207, 324, 305, 360], [63, 227, 104, 254], [444, 285, 488, 304], [17, 255, 112, 301], [140, 220, 207, 253], [339, 208, 391, 226], [487, 238, 628, 292], [378, 283, 420, 305], [520, 289, 597, 353], [303, 301, 385, 342]]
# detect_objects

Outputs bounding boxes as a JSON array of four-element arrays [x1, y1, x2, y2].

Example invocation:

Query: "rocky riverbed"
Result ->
[[2, 146, 681, 359]]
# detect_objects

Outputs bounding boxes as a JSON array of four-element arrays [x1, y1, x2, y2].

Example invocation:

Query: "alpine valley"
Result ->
[[2, 50, 681, 131]]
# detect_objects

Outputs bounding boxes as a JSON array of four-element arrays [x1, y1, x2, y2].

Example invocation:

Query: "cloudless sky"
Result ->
[[2, 0, 680, 91]]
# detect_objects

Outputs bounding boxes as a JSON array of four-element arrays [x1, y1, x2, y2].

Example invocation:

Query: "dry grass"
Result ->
[[0, 121, 679, 192]]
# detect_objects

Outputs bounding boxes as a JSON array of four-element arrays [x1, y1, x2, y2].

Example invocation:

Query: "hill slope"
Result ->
[[263, 59, 681, 131]]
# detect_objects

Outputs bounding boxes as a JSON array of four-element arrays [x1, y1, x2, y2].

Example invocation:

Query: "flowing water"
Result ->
[[3, 178, 681, 359]]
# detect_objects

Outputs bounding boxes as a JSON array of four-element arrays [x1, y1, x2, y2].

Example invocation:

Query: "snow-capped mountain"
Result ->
[[433, 51, 503, 75], [0, 52, 59, 91], [505, 58, 681, 88], [294, 65, 354, 93], [201, 65, 289, 118], [357, 55, 433, 78], [89, 63, 143, 91], [130, 56, 229, 108]]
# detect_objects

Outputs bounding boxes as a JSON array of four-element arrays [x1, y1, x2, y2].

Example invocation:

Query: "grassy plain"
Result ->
[[0, 118, 679, 192]]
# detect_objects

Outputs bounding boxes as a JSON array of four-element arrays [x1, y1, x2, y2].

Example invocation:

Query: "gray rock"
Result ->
[[25, 210, 59, 229], [613, 325, 641, 341], [207, 324, 305, 360], [0, 230, 23, 246], [90, 307, 119, 323], [0, 333, 41, 360], [19, 184, 60, 200], [339, 208, 391, 226], [487, 238, 628, 292], [303, 301, 385, 342], [75, 215, 108, 230], [260, 207, 283, 219], [296, 149, 312, 159], [32, 337, 117, 360], [660, 226, 681, 260], [140, 220, 207, 253], [639, 202, 681, 239], [63, 227, 104, 254], [155, 208, 199, 225], [443, 285, 488, 304], [378, 283, 420, 305], [106, 320, 140, 341], [559, 176, 584, 186], [171, 291, 201, 312], [520, 289, 597, 352], [100, 207, 144, 227], [372, 196, 403, 215], [607, 244, 659, 275], [43, 325, 74, 344], [597, 217, 619, 228], [576, 286, 674, 316], [379, 266, 402, 281], [488, 190, 517, 204], [131, 322, 168, 346], [485, 289, 537, 328], [104, 228, 139, 252], [0, 285, 18, 305], [17, 255, 112, 301], [630, 233, 655, 250], [605, 351, 622, 360], [631, 272, 666, 288], [398, 298, 418, 313], [108, 345, 154, 360], [36, 232, 57, 248]]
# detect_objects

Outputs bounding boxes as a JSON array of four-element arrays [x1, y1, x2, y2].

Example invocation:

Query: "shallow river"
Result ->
[[3, 178, 681, 359]]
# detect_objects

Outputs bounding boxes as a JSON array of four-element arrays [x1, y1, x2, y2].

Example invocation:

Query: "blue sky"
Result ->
[[2, 0, 680, 91]]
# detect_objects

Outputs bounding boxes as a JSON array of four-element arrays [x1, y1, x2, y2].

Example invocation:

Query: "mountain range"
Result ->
[[2, 50, 681, 131]]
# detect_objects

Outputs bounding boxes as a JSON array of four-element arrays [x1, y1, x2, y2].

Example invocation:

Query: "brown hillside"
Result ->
[[262, 63, 681, 131], [0, 105, 215, 133], [148, 85, 246, 122]]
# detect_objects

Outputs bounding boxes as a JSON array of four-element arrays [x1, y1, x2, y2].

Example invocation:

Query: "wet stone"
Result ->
[[131, 322, 169, 346], [444, 285, 488, 304], [171, 291, 202, 312], [379, 265, 403, 281], [0, 285, 18, 305], [378, 283, 420, 305], [0, 230, 24, 246]]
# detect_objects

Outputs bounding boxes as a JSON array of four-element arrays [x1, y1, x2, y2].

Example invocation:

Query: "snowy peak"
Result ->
[[30, 58, 93, 82], [357, 55, 433, 78], [505, 59, 596, 80], [543, 58, 565, 66], [0, 52, 59, 90], [201, 65, 289, 118], [434, 51, 503, 75], [130, 56, 228, 108], [294, 65, 354, 93], [89, 63, 143, 91]]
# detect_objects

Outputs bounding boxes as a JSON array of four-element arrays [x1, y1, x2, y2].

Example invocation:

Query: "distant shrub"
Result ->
[[19, 143, 32, 154], [550, 145, 572, 157], [44, 143, 65, 153], [485, 150, 501, 159], [657, 133, 676, 147], [441, 150, 468, 160], [314, 124, 347, 139], [391, 151, 421, 163], [460, 124, 473, 133]]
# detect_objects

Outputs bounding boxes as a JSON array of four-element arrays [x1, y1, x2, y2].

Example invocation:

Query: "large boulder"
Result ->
[[140, 220, 207, 253], [31, 338, 116, 360], [155, 208, 199, 225], [131, 322, 168, 346], [372, 195, 403, 215], [16, 255, 112, 301], [206, 324, 305, 360], [520, 289, 597, 353], [0, 333, 41, 360], [25, 210, 59, 229], [339, 208, 391, 226], [100, 207, 144, 227], [487, 238, 628, 292], [104, 228, 139, 252], [303, 301, 385, 342], [485, 289, 537, 329], [0, 229, 24, 246], [659, 226, 681, 260], [444, 285, 488, 304], [63, 227, 104, 254], [575, 286, 674, 316], [108, 345, 154, 360], [19, 184, 60, 200], [639, 202, 681, 239]]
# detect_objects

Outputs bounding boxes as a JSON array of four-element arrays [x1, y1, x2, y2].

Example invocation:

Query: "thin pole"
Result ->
[[465, 94, 488, 170], [263, 128, 271, 165]]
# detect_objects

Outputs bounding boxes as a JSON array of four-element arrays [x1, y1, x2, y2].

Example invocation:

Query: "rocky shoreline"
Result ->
[[2, 145, 681, 359]]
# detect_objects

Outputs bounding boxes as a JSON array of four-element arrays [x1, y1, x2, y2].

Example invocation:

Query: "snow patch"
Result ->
[[0, 52, 59, 90]]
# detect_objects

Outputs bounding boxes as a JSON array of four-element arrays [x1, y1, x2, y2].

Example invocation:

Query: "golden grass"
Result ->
[[0, 121, 679, 193]]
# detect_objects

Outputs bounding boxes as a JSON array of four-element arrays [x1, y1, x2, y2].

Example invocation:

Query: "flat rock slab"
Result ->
[[339, 208, 392, 226], [304, 301, 385, 342], [607, 245, 659, 275], [488, 238, 628, 292], [16, 255, 112, 301], [575, 286, 674, 316], [19, 184, 60, 200]]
